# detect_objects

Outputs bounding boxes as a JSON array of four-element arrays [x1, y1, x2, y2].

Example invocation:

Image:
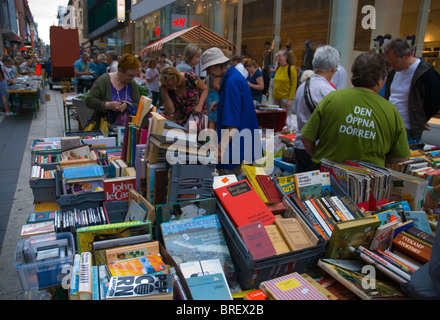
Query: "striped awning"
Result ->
[[140, 25, 236, 54]]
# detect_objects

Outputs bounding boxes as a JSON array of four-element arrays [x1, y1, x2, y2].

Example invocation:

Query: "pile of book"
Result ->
[[30, 165, 56, 180]]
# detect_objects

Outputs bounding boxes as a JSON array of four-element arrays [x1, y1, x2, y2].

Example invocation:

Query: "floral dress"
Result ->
[[167, 72, 206, 126]]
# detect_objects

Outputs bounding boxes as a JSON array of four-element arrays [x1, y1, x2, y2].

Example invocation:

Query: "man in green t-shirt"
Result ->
[[301, 53, 410, 168]]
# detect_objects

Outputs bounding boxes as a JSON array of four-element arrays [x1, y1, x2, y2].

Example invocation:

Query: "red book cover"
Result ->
[[104, 176, 136, 201], [238, 221, 276, 260], [215, 180, 275, 228], [256, 175, 282, 204]]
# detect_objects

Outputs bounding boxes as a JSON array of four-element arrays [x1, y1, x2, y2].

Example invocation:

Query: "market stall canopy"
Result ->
[[140, 25, 236, 54]]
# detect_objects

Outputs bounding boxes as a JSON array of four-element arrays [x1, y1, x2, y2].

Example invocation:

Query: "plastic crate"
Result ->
[[216, 195, 327, 290], [55, 170, 104, 212], [14, 232, 75, 291], [30, 151, 61, 167], [167, 162, 215, 203], [30, 178, 57, 203], [64, 130, 104, 137]]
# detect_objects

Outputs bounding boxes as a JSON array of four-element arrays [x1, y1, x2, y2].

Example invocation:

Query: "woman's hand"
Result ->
[[105, 101, 126, 112], [193, 104, 203, 115]]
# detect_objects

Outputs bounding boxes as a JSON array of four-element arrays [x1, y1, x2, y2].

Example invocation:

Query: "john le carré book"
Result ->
[[214, 180, 275, 228], [160, 214, 241, 294], [103, 176, 136, 202]]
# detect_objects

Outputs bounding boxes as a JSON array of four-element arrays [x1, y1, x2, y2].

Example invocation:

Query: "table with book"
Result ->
[[6, 77, 43, 118], [12, 108, 440, 302]]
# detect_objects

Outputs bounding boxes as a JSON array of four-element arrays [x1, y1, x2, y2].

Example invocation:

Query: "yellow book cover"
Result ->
[[107, 254, 167, 276], [242, 165, 269, 203]]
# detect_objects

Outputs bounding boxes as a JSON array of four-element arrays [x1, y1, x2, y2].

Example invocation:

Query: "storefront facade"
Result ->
[[131, 0, 439, 75]]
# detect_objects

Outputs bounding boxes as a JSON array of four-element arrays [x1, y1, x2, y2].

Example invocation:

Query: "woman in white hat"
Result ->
[[201, 47, 263, 176]]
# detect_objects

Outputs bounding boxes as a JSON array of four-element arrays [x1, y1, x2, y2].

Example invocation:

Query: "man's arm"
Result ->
[[300, 135, 316, 157]]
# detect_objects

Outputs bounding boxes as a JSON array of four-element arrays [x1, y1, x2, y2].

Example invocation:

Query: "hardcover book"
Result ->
[[274, 217, 314, 251], [160, 214, 241, 294], [214, 180, 275, 228], [185, 273, 233, 300], [259, 272, 329, 300], [238, 221, 277, 260], [294, 170, 322, 201], [392, 232, 432, 264], [264, 224, 290, 255], [256, 175, 282, 204], [63, 164, 105, 183], [103, 176, 136, 202], [242, 165, 269, 203], [389, 169, 428, 211], [106, 274, 173, 300], [325, 217, 381, 260], [317, 259, 407, 300]]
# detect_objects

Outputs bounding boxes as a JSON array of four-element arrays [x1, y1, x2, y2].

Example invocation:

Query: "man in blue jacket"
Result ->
[[384, 38, 440, 143], [201, 48, 263, 176]]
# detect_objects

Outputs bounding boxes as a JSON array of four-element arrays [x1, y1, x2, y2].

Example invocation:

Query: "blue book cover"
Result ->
[[63, 165, 105, 181], [92, 265, 99, 300], [185, 273, 232, 300]]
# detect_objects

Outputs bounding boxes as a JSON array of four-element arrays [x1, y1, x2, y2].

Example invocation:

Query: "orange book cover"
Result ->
[[215, 180, 275, 228], [107, 254, 167, 276]]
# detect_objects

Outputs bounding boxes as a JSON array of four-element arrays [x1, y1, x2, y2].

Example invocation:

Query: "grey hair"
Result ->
[[382, 38, 412, 57], [312, 45, 340, 72], [183, 44, 202, 64]]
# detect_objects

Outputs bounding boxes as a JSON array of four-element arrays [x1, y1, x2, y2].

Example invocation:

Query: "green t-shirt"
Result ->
[[301, 88, 410, 167]]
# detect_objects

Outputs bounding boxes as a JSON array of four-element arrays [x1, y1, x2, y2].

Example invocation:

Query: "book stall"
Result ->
[[13, 95, 440, 301]]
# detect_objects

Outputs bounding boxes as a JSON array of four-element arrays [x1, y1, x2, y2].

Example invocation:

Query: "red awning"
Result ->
[[140, 25, 236, 54]]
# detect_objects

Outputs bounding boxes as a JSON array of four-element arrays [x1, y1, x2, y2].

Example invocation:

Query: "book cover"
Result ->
[[21, 221, 55, 238], [317, 259, 407, 300], [274, 217, 315, 251], [103, 176, 136, 202], [325, 217, 381, 260], [402, 211, 434, 235], [160, 214, 241, 294], [26, 211, 57, 224], [389, 170, 428, 211], [77, 220, 152, 253], [105, 241, 160, 264], [259, 272, 329, 300], [369, 219, 400, 251], [374, 209, 401, 226], [106, 274, 173, 300], [244, 289, 268, 300], [392, 232, 432, 264], [186, 273, 233, 300], [214, 180, 275, 228], [405, 226, 435, 246], [301, 273, 339, 300], [124, 200, 147, 222], [294, 170, 322, 201], [63, 164, 105, 183], [317, 275, 359, 300], [65, 180, 104, 195], [256, 175, 282, 204], [242, 165, 269, 203], [92, 266, 99, 300], [264, 224, 290, 255], [107, 254, 167, 276], [213, 174, 238, 190], [238, 221, 277, 260]]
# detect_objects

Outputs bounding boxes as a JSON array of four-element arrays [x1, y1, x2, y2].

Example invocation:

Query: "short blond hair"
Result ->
[[159, 66, 185, 91]]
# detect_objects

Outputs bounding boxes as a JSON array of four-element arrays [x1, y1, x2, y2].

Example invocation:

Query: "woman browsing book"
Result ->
[[86, 54, 141, 126]]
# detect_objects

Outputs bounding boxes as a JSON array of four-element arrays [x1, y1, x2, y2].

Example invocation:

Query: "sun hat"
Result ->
[[201, 47, 230, 71]]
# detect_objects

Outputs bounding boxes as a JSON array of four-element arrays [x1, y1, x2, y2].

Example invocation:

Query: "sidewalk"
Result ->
[[0, 88, 78, 299]]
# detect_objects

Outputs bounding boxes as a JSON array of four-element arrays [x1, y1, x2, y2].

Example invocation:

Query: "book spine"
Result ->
[[78, 252, 93, 300], [339, 195, 364, 219], [350, 247, 408, 284], [401, 231, 432, 248], [304, 200, 332, 238], [331, 196, 355, 220], [374, 249, 416, 274], [325, 196, 347, 221], [98, 265, 110, 300], [92, 265, 99, 300], [69, 254, 81, 300], [381, 249, 420, 272], [310, 199, 334, 231], [405, 227, 435, 245], [358, 246, 411, 282], [320, 197, 342, 223], [392, 233, 431, 264]]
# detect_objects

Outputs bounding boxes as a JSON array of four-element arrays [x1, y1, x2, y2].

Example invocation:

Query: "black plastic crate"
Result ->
[[167, 162, 215, 203], [29, 178, 57, 203], [55, 170, 104, 212], [216, 194, 327, 290]]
